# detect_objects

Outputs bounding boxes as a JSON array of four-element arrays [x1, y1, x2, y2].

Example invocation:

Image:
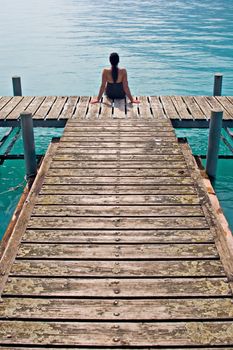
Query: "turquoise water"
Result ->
[[0, 0, 233, 96], [0, 0, 233, 238], [0, 128, 63, 239]]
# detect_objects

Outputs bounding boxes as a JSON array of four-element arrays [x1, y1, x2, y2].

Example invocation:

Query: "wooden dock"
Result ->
[[0, 100, 233, 348], [1, 95, 233, 127]]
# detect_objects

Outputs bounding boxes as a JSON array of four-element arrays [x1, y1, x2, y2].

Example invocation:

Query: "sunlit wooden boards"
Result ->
[[0, 95, 233, 121], [0, 116, 232, 348]]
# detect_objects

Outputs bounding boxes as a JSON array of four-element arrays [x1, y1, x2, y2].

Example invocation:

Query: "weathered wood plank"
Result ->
[[10, 259, 223, 277], [22, 229, 214, 243], [205, 96, 232, 120], [39, 184, 196, 195], [27, 217, 208, 230], [17, 243, 217, 260], [125, 100, 139, 118], [1, 321, 233, 346], [67, 118, 170, 125], [0, 96, 23, 120], [99, 95, 113, 119], [43, 176, 193, 185], [3, 277, 230, 297], [72, 96, 89, 119], [53, 153, 185, 162], [160, 96, 180, 119], [50, 160, 187, 169], [0, 97, 13, 113], [35, 193, 199, 205], [46, 96, 68, 120], [149, 96, 166, 119], [32, 204, 202, 217], [25, 96, 46, 116], [33, 96, 57, 119], [56, 147, 182, 155], [86, 99, 101, 119], [59, 140, 178, 148], [182, 96, 204, 120], [216, 96, 233, 119], [1, 297, 231, 320], [6, 96, 35, 120], [170, 96, 191, 120], [113, 99, 126, 118], [46, 169, 190, 178], [59, 96, 79, 119], [138, 96, 153, 119], [63, 130, 175, 137], [194, 96, 212, 119]]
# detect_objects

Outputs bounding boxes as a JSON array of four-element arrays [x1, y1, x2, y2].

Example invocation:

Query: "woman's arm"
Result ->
[[122, 69, 139, 104], [91, 69, 107, 103]]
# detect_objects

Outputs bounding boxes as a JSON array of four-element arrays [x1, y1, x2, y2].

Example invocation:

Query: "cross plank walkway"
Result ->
[[0, 105, 233, 348], [1, 95, 233, 127]]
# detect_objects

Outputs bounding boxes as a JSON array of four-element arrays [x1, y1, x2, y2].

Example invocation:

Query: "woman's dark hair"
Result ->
[[109, 52, 119, 82]]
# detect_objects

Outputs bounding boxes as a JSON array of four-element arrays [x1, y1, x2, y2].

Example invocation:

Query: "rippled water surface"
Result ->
[[0, 0, 233, 96], [0, 0, 233, 238]]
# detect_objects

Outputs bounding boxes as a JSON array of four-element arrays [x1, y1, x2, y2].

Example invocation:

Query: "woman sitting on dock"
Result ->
[[91, 52, 139, 104]]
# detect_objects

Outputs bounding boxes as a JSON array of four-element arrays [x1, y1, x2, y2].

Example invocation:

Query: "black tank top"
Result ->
[[105, 82, 126, 99]]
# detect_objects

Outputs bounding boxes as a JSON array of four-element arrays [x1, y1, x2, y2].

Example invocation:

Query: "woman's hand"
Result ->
[[131, 99, 140, 104], [90, 98, 100, 104]]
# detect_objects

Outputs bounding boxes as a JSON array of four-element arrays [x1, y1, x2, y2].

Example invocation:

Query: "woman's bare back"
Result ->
[[104, 67, 126, 83]]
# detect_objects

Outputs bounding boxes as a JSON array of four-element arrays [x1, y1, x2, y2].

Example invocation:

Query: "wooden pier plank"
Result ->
[[35, 193, 200, 205], [3, 277, 230, 297], [216, 96, 233, 119], [33, 96, 57, 119], [6, 96, 35, 120], [25, 96, 46, 115], [182, 96, 204, 120], [1, 298, 232, 320], [32, 204, 203, 217], [86, 99, 101, 119], [99, 96, 113, 119], [113, 99, 126, 118], [45, 168, 190, 178], [72, 96, 90, 119], [0, 96, 13, 112], [160, 96, 180, 119], [150, 96, 166, 119], [21, 228, 214, 243], [16, 243, 218, 260], [45, 96, 68, 120], [27, 217, 208, 230], [126, 100, 139, 118], [59, 96, 79, 119], [53, 153, 185, 162], [0, 95, 233, 122], [10, 259, 224, 277], [43, 176, 194, 185], [138, 96, 153, 119], [170, 96, 192, 120], [39, 184, 197, 195], [1, 321, 233, 347], [0, 96, 23, 120], [50, 160, 186, 169], [205, 96, 232, 120], [194, 96, 212, 119]]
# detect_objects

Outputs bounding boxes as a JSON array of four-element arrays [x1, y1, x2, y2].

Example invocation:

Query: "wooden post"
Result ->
[[213, 73, 223, 96], [20, 112, 37, 187], [12, 76, 22, 96], [206, 110, 223, 179]]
